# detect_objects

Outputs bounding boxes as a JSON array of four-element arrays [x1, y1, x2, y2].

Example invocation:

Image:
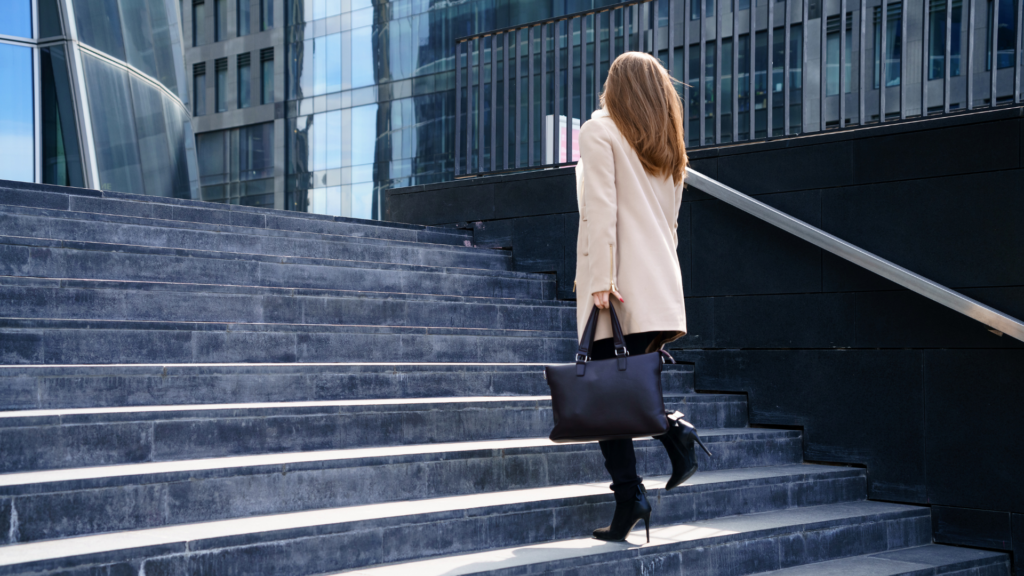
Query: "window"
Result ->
[[238, 53, 251, 108], [0, 42, 34, 182], [238, 0, 251, 35], [193, 63, 207, 115], [827, 13, 853, 95], [874, 2, 903, 88], [690, 0, 715, 20], [215, 58, 227, 112], [192, 0, 205, 46], [196, 122, 274, 208], [41, 45, 84, 187], [261, 47, 274, 104], [929, 0, 963, 79], [73, 0, 126, 59], [82, 53, 144, 193], [986, 0, 1017, 70], [0, 0, 32, 38], [215, 0, 227, 41], [261, 0, 273, 30], [39, 0, 63, 37]]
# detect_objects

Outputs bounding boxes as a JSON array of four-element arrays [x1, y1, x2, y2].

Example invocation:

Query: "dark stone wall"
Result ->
[[387, 106, 1024, 567]]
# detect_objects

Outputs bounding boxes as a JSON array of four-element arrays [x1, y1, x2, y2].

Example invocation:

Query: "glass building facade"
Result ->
[[0, 0, 199, 197], [281, 0, 587, 219]]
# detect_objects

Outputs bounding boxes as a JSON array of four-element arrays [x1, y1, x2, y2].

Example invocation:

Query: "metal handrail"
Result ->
[[686, 169, 1024, 343]]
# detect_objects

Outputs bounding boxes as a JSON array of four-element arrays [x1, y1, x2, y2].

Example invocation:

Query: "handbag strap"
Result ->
[[576, 300, 628, 376]]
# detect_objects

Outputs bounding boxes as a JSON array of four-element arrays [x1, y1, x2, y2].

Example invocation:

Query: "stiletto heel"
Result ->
[[694, 435, 713, 457], [657, 413, 714, 490], [593, 485, 653, 543]]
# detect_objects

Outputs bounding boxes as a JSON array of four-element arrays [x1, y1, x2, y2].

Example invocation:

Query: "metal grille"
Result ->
[[454, 0, 1024, 177]]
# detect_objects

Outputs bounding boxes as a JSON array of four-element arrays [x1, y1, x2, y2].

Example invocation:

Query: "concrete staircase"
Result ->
[[0, 181, 1010, 576]]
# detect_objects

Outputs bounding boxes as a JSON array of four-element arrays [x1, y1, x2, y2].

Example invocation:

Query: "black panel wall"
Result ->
[[386, 107, 1024, 569]]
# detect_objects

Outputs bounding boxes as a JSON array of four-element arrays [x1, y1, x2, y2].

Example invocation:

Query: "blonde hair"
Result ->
[[600, 51, 688, 185]]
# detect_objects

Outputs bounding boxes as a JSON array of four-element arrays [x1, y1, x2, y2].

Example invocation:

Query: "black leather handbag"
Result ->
[[545, 302, 671, 443]]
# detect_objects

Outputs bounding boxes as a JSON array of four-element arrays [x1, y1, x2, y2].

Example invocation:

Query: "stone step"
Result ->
[[0, 397, 756, 472], [0, 318, 577, 365], [0, 363, 696, 411], [756, 545, 1009, 576], [343, 505, 934, 576], [0, 499, 926, 576], [0, 204, 507, 270], [0, 277, 576, 333], [0, 430, 823, 542], [0, 180, 473, 246], [0, 235, 551, 299]]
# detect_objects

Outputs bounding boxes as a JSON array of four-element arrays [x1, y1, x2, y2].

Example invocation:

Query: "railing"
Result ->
[[686, 169, 1024, 342], [455, 0, 1024, 177]]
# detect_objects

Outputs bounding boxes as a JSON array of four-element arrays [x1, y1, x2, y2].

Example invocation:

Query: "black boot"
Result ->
[[593, 484, 653, 543], [657, 414, 713, 491]]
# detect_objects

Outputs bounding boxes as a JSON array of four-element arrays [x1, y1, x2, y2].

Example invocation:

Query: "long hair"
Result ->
[[600, 51, 688, 185]]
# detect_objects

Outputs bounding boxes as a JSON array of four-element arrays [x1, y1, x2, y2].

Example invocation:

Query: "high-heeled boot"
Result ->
[[657, 412, 713, 491], [593, 484, 653, 543]]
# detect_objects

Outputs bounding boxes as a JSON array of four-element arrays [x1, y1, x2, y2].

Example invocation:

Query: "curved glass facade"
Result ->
[[0, 0, 198, 198]]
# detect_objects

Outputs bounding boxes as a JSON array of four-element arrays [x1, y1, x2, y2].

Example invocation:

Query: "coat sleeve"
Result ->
[[579, 120, 618, 295], [671, 176, 685, 248]]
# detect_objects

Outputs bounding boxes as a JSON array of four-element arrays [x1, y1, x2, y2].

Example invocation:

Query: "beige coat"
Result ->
[[575, 108, 687, 348]]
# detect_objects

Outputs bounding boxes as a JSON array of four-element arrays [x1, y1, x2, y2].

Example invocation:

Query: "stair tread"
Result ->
[[0, 432, 802, 492], [0, 472, 886, 570], [334, 501, 927, 576], [0, 392, 740, 421], [757, 545, 1008, 575], [0, 316, 575, 336], [0, 182, 471, 239], [0, 276, 576, 307], [1, 202, 478, 244], [0, 234, 537, 280]]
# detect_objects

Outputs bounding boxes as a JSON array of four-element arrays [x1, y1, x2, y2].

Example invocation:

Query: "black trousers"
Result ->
[[592, 331, 660, 503]]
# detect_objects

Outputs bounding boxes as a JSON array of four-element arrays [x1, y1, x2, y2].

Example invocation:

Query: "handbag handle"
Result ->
[[576, 300, 628, 376]]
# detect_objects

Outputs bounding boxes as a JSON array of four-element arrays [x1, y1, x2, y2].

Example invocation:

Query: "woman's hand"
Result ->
[[592, 289, 624, 309]]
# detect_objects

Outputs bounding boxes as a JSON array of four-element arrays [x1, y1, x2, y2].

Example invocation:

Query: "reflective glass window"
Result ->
[[74, 0, 127, 60], [41, 45, 84, 187], [39, 0, 64, 38], [197, 123, 272, 206], [874, 2, 903, 88], [238, 58, 251, 108], [261, 57, 274, 103], [131, 75, 179, 197], [326, 33, 341, 93], [986, 0, 1017, 70], [929, 0, 963, 79], [0, 43, 34, 182], [352, 26, 373, 88], [240, 122, 274, 179], [261, 0, 274, 29], [238, 0, 251, 35], [826, 14, 853, 95], [197, 131, 226, 184], [215, 60, 227, 111], [122, 0, 180, 94], [314, 35, 326, 95], [194, 70, 206, 115], [286, 0, 306, 25], [162, 95, 195, 197], [215, 0, 227, 41], [193, 1, 205, 46], [82, 53, 145, 193], [325, 110, 341, 169], [0, 0, 32, 38], [351, 103, 377, 166]]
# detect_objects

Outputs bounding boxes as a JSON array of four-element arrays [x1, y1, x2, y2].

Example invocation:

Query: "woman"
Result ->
[[575, 51, 710, 542]]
